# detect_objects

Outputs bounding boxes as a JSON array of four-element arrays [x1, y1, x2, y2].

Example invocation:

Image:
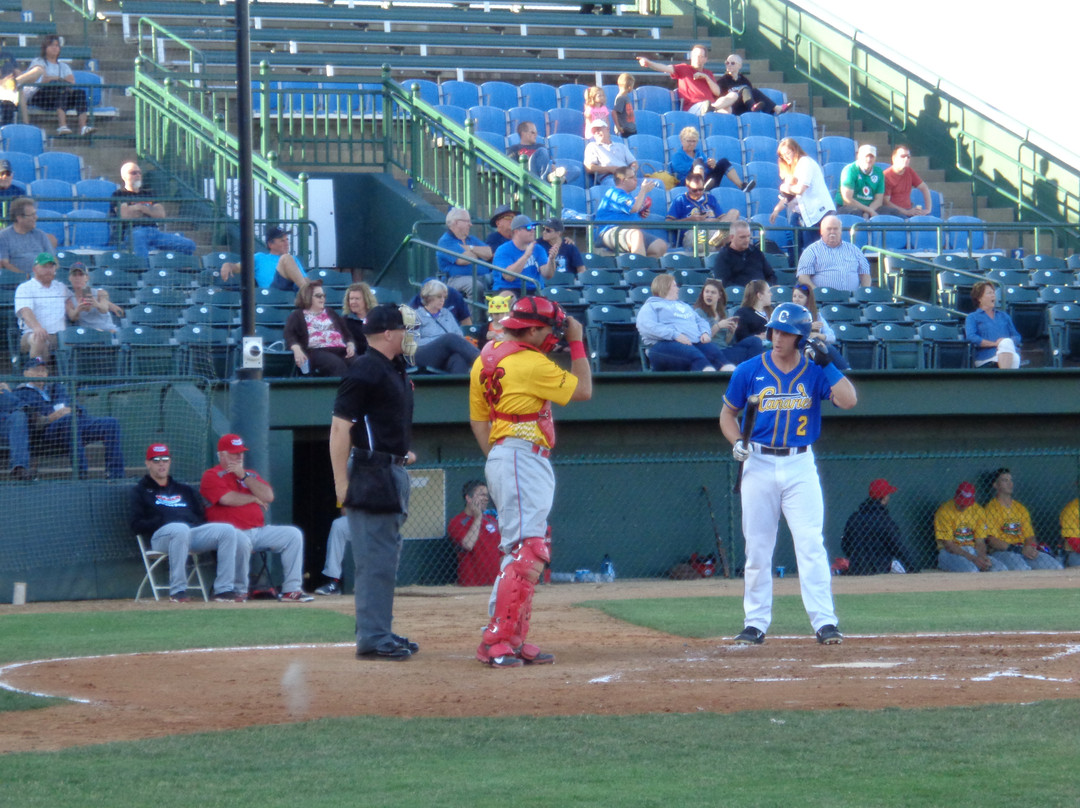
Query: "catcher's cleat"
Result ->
[[733, 626, 766, 645], [477, 642, 524, 668], [517, 643, 555, 664], [816, 625, 843, 645]]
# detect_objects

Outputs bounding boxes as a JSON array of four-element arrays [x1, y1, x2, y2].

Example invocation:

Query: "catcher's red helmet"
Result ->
[[501, 295, 567, 336]]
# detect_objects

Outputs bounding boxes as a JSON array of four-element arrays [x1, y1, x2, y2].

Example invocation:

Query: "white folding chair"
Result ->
[[135, 533, 210, 602]]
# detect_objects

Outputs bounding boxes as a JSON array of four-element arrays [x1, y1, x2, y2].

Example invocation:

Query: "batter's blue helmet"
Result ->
[[765, 302, 813, 345]]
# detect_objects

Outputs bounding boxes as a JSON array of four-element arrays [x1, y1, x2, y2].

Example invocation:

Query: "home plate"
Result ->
[[813, 661, 906, 669]]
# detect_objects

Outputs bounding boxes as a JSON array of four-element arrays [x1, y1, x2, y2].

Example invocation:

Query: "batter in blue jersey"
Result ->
[[719, 302, 858, 646]]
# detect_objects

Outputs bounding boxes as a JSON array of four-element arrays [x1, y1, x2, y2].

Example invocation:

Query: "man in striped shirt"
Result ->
[[795, 215, 871, 291]]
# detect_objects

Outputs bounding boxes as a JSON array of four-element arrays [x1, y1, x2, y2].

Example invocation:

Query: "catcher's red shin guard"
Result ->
[[480, 537, 549, 655]]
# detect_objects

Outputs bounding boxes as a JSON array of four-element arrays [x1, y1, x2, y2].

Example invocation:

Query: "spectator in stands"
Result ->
[[0, 381, 33, 480], [731, 279, 772, 345], [584, 119, 637, 186], [436, 207, 493, 300], [0, 159, 26, 199], [770, 138, 834, 248], [636, 44, 721, 114], [579, 2, 614, 28], [983, 468, 1063, 571], [594, 166, 667, 258], [200, 433, 313, 602], [341, 281, 377, 349], [14, 356, 125, 479], [505, 123, 573, 186], [485, 204, 517, 252], [934, 481, 1007, 572], [1059, 495, 1080, 568], [834, 144, 888, 220], [413, 278, 480, 373], [709, 219, 776, 286], [611, 73, 636, 137], [131, 443, 242, 602], [66, 262, 122, 332], [665, 169, 739, 251], [447, 480, 502, 587], [583, 85, 609, 136], [313, 512, 349, 596], [14, 251, 70, 362], [790, 282, 847, 369], [713, 53, 794, 115], [840, 479, 916, 575], [637, 273, 740, 372], [491, 214, 556, 294], [882, 145, 934, 218], [20, 35, 92, 136], [538, 217, 585, 275], [693, 278, 736, 345], [965, 281, 1022, 369], [111, 161, 197, 259], [0, 198, 57, 276], [0, 53, 20, 126], [409, 279, 473, 327], [506, 120, 540, 164], [284, 279, 355, 377], [485, 291, 515, 343], [795, 215, 871, 291], [221, 225, 308, 292], [669, 126, 753, 192]]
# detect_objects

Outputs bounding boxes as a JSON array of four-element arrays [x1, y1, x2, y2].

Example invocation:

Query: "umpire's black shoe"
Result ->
[[357, 643, 412, 661], [734, 626, 766, 645], [392, 633, 419, 654], [816, 625, 843, 645]]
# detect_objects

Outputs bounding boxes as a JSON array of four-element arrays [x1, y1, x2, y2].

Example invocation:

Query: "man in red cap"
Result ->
[[933, 481, 1007, 572], [200, 433, 313, 601], [840, 478, 916, 575], [131, 443, 241, 602]]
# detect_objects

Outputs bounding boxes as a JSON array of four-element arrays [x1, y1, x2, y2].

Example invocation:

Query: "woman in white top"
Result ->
[[769, 137, 835, 249], [20, 35, 91, 136], [790, 282, 849, 370]]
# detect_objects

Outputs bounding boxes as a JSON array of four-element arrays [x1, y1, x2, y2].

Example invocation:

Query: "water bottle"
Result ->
[[300, 359, 310, 375], [600, 554, 615, 582]]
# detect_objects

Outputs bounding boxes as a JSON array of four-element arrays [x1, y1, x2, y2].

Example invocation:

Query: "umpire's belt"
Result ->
[[494, 437, 551, 459], [351, 448, 408, 466], [753, 443, 808, 456]]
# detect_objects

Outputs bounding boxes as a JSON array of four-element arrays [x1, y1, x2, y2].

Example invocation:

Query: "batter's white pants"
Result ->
[[740, 449, 837, 633]]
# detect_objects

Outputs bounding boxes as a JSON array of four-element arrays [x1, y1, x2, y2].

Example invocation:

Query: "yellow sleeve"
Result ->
[[971, 504, 989, 541], [468, 357, 490, 423], [1018, 503, 1035, 542], [1061, 500, 1080, 539], [934, 503, 953, 548]]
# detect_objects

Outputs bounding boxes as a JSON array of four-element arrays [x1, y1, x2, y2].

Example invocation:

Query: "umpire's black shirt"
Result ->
[[333, 347, 413, 455]]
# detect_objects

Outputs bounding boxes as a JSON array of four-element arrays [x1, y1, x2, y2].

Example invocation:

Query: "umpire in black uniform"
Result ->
[[329, 304, 420, 661]]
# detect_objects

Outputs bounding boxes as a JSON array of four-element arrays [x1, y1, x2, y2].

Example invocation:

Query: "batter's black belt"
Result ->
[[753, 444, 809, 456]]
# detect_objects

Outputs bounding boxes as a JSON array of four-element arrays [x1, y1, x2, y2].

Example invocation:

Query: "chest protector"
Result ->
[[479, 339, 555, 447]]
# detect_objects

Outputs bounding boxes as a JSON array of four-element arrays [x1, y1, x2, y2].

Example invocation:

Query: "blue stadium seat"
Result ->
[[434, 104, 467, 127], [75, 178, 118, 214], [546, 107, 586, 136], [918, 322, 971, 369], [946, 215, 989, 252], [711, 187, 747, 218], [519, 82, 558, 112], [557, 83, 588, 110], [29, 178, 76, 214], [871, 322, 922, 369], [905, 215, 945, 253], [746, 187, 781, 218], [704, 135, 742, 167], [0, 150, 35, 184], [745, 160, 781, 189], [627, 134, 665, 174], [701, 112, 739, 140], [442, 80, 480, 109], [835, 213, 863, 244], [547, 133, 586, 164], [632, 109, 663, 139], [508, 107, 546, 137], [978, 254, 1022, 272], [819, 136, 857, 165], [778, 113, 817, 141], [1022, 254, 1068, 272], [35, 151, 83, 183], [561, 183, 588, 216], [1, 124, 45, 156], [866, 214, 907, 251], [476, 130, 507, 152], [662, 110, 700, 141], [401, 78, 440, 106], [467, 105, 507, 136], [480, 81, 519, 111], [738, 111, 778, 140], [822, 161, 846, 192], [791, 136, 819, 163], [741, 136, 779, 165], [634, 85, 674, 114], [34, 208, 65, 244]]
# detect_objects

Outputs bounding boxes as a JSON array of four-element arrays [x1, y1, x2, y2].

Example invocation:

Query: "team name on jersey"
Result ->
[[154, 494, 187, 508], [757, 384, 812, 412]]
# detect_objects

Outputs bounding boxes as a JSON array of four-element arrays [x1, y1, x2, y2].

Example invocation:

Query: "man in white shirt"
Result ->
[[796, 216, 871, 291], [14, 251, 71, 362], [584, 119, 637, 186]]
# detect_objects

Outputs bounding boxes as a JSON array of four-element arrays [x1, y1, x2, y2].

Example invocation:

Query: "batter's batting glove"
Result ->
[[732, 440, 752, 462], [803, 337, 832, 367]]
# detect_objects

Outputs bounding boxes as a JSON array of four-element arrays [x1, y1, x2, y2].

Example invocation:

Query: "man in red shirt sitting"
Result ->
[[200, 433, 313, 602], [447, 480, 502, 587]]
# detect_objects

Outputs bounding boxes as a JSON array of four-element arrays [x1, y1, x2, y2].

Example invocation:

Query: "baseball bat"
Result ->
[[732, 394, 760, 495], [701, 484, 730, 578]]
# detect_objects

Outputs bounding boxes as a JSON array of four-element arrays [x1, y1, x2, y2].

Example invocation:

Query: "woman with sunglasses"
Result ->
[[284, 280, 355, 376]]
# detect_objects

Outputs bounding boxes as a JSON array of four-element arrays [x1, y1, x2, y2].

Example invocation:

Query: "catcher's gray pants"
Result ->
[[151, 521, 239, 596], [235, 524, 305, 594], [348, 465, 410, 653]]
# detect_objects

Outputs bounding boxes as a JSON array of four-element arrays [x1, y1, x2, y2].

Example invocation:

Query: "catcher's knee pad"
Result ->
[[482, 537, 547, 647]]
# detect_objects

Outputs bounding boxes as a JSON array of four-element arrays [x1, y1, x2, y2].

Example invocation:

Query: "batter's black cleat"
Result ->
[[357, 643, 412, 661], [734, 626, 766, 645], [816, 625, 843, 645], [392, 634, 419, 654]]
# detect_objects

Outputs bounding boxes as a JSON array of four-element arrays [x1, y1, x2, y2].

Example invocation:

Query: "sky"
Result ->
[[806, 0, 1077, 165]]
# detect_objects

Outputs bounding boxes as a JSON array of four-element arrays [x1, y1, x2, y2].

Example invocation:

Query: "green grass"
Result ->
[[2, 592, 1079, 806], [2, 704, 1078, 807], [580, 589, 1080, 638]]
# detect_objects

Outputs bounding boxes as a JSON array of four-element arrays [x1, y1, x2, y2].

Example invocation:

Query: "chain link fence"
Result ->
[[390, 448, 1080, 589]]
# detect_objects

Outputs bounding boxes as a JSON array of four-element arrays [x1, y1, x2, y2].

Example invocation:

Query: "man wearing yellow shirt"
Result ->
[[1059, 497, 1080, 567], [933, 481, 1006, 572], [983, 468, 1062, 571], [469, 296, 592, 667]]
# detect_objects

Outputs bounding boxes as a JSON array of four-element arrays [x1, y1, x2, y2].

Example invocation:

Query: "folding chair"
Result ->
[[135, 533, 210, 602]]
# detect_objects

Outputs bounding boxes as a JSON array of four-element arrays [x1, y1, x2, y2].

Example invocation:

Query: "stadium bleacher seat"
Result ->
[[818, 136, 856, 165], [586, 304, 640, 371], [918, 322, 971, 368], [739, 112, 778, 140], [741, 136, 779, 165], [634, 85, 674, 114], [547, 107, 585, 136], [1048, 303, 1080, 366], [1, 124, 46, 157], [701, 113, 739, 140], [35, 151, 83, 183], [520, 82, 558, 112], [662, 110, 700, 140], [627, 134, 665, 174], [557, 83, 588, 111], [34, 208, 65, 244], [467, 105, 507, 136], [441, 80, 480, 109], [872, 322, 922, 369], [778, 113, 817, 141], [1023, 254, 1068, 272], [0, 150, 36, 185], [508, 106, 546, 137], [480, 81, 519, 111], [835, 322, 876, 369], [29, 178, 76, 214]]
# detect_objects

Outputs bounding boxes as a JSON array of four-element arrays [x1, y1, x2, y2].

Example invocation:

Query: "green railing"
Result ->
[[130, 56, 311, 258], [699, 0, 1080, 247]]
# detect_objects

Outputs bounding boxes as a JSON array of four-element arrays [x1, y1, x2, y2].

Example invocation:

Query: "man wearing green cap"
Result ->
[[0, 197, 56, 276], [14, 251, 71, 362]]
